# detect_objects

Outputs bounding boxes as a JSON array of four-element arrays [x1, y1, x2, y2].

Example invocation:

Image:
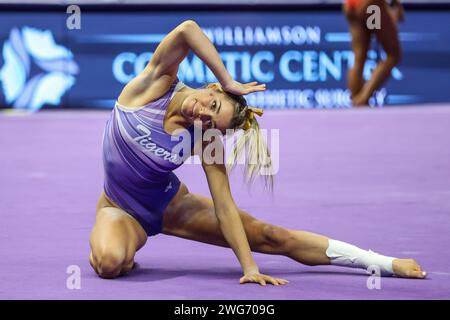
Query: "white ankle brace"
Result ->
[[325, 239, 396, 276]]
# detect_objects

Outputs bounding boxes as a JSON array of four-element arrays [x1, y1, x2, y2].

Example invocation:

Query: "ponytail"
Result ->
[[226, 107, 274, 191]]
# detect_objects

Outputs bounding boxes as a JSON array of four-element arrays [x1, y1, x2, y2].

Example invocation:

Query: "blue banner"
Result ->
[[1, 10, 449, 111]]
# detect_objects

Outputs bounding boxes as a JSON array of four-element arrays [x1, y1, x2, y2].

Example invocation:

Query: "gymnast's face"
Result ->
[[180, 84, 235, 133]]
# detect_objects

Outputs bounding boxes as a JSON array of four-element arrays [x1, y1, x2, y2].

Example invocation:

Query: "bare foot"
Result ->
[[392, 259, 427, 279]]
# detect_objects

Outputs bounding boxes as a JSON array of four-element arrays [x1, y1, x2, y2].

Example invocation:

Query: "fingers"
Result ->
[[227, 81, 267, 95], [246, 84, 266, 94], [247, 83, 266, 89], [240, 275, 266, 286], [265, 276, 278, 286], [240, 274, 289, 286], [244, 82, 266, 88], [264, 276, 289, 286], [276, 278, 289, 285]]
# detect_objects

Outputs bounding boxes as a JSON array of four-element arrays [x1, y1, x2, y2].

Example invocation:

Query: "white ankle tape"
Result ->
[[326, 239, 396, 276]]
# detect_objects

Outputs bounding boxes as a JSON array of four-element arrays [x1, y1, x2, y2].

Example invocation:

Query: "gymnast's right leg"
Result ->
[[89, 192, 147, 279]]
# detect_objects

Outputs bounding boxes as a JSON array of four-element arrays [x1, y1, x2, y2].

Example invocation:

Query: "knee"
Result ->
[[91, 251, 125, 279], [262, 225, 293, 252]]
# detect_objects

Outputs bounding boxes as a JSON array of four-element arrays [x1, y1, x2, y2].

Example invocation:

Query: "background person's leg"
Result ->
[[344, 6, 371, 99], [352, 0, 401, 105]]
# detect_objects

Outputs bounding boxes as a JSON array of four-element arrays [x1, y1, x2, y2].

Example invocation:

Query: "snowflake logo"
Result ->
[[0, 27, 79, 111]]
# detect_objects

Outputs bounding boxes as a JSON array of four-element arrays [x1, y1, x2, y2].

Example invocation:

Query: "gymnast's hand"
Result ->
[[240, 272, 289, 286], [223, 80, 266, 96]]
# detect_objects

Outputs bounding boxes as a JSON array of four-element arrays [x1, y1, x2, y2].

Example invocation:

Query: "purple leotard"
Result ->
[[102, 78, 195, 236]]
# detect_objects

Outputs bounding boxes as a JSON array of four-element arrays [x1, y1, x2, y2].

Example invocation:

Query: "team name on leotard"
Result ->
[[133, 124, 179, 164]]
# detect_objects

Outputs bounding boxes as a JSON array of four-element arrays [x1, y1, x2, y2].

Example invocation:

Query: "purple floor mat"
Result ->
[[1, 105, 450, 299]]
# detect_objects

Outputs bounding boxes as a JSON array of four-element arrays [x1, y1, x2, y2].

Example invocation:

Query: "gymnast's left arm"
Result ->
[[201, 147, 285, 286], [146, 19, 232, 86], [148, 20, 264, 95]]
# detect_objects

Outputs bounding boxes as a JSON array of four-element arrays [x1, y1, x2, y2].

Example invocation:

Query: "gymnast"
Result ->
[[344, 0, 404, 106], [89, 20, 426, 285]]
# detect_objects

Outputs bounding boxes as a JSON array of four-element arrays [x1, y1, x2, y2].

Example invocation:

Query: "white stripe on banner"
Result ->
[[73, 34, 166, 44], [325, 32, 439, 43]]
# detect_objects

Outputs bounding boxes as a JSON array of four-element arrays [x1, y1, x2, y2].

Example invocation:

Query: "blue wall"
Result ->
[[1, 9, 449, 111]]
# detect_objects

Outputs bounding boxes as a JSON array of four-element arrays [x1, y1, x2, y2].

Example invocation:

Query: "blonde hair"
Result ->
[[224, 92, 274, 191]]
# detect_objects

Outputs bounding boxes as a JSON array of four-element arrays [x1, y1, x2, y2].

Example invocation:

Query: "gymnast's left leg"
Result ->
[[162, 185, 426, 279]]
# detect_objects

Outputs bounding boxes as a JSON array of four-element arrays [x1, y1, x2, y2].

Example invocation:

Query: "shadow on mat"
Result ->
[[115, 263, 367, 282], [297, 270, 369, 277], [116, 264, 242, 282]]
